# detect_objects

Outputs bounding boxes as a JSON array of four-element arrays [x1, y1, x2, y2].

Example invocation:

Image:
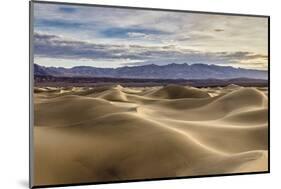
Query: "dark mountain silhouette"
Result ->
[[34, 63, 268, 80]]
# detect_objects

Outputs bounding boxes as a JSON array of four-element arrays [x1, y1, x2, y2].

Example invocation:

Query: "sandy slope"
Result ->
[[33, 84, 268, 186]]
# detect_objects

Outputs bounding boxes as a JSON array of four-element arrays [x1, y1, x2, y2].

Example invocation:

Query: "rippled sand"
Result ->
[[33, 84, 268, 186]]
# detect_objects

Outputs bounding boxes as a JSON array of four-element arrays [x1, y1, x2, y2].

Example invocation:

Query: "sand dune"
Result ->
[[145, 84, 210, 99], [33, 84, 268, 186]]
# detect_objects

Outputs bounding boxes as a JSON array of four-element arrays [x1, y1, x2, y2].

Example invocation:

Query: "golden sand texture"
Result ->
[[33, 84, 268, 186]]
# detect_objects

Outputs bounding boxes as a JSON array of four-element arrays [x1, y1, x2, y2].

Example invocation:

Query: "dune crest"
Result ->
[[145, 84, 210, 99]]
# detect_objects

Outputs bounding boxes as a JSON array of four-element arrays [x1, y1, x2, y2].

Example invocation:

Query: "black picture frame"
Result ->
[[29, 1, 270, 188]]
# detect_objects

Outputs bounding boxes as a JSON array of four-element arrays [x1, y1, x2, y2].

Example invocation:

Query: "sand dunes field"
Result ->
[[33, 84, 268, 186]]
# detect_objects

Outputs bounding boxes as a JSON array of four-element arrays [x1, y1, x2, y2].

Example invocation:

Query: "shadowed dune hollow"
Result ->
[[33, 84, 268, 186]]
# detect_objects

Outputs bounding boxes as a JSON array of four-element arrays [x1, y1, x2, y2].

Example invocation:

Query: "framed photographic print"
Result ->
[[29, 1, 270, 188]]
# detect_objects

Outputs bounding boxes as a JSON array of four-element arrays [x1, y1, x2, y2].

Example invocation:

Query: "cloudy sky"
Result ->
[[33, 2, 268, 70]]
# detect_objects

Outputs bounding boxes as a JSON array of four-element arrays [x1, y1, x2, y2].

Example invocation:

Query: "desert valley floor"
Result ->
[[33, 84, 268, 186]]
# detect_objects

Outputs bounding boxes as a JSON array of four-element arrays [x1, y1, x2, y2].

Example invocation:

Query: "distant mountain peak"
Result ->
[[34, 63, 267, 80]]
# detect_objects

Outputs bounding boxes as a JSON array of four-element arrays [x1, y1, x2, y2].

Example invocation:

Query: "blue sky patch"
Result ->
[[59, 7, 77, 13], [35, 19, 84, 29]]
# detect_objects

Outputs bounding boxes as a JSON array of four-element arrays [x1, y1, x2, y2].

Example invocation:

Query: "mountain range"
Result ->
[[34, 63, 268, 80]]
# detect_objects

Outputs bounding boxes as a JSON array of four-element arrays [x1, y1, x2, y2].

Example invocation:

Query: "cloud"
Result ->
[[33, 32, 267, 69], [33, 2, 268, 58], [217, 51, 268, 62], [101, 27, 170, 38], [33, 33, 59, 40], [127, 32, 148, 38], [32, 2, 268, 70], [34, 32, 141, 60]]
